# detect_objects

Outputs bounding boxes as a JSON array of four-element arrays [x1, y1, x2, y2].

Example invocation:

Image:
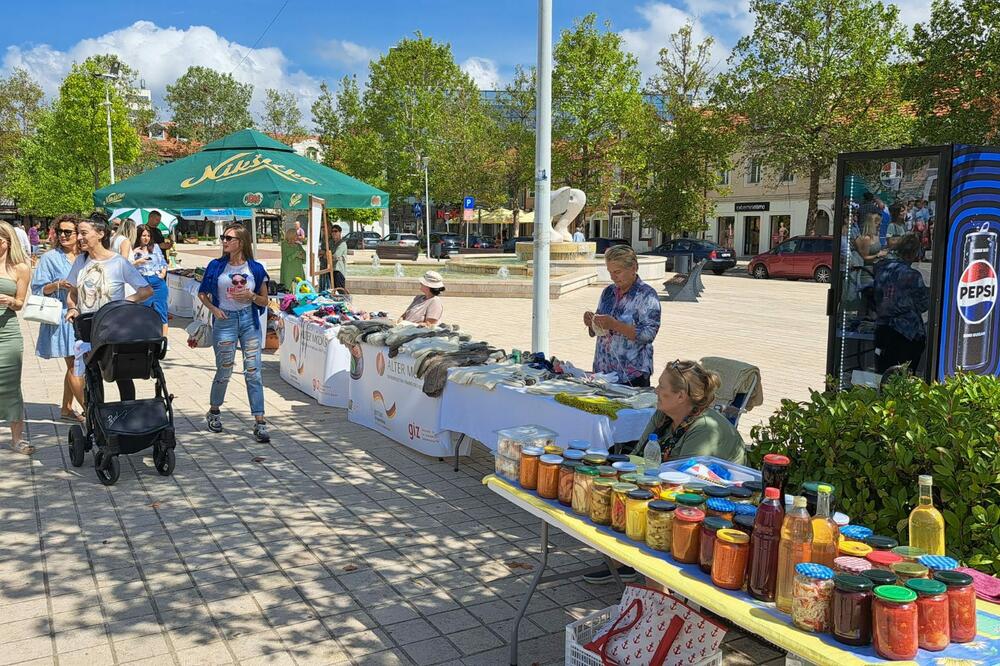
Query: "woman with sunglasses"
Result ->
[[31, 215, 85, 422], [197, 223, 271, 443]]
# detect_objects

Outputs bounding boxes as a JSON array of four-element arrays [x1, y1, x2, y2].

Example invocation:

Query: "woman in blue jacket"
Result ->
[[197, 223, 272, 443]]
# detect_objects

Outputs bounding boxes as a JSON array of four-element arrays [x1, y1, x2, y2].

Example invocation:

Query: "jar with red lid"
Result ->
[[698, 517, 732, 574], [671, 507, 705, 564], [831, 574, 873, 647], [933, 571, 977, 643], [872, 585, 918, 661], [906, 579, 950, 651], [760, 453, 790, 498], [833, 556, 871, 576], [866, 550, 903, 571], [712, 529, 750, 590], [536, 454, 562, 499]]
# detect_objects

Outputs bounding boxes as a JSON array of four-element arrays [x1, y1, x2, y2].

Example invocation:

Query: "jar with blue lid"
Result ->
[[792, 563, 835, 632], [733, 503, 758, 517], [562, 449, 586, 461], [612, 461, 637, 477], [917, 555, 957, 571], [840, 525, 874, 541], [705, 498, 736, 520]]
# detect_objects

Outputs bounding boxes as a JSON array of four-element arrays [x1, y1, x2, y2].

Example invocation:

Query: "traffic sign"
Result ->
[[463, 196, 475, 210], [463, 208, 475, 222], [413, 202, 423, 217]]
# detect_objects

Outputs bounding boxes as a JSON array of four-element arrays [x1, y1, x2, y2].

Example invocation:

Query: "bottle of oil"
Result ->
[[810, 485, 840, 568], [908, 475, 945, 555], [775, 496, 812, 614]]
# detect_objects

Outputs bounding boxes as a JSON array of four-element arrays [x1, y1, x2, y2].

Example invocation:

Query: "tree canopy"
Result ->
[[261, 88, 306, 138], [165, 66, 254, 143]]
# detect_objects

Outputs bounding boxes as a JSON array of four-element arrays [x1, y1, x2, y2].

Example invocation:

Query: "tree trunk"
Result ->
[[807, 162, 820, 235]]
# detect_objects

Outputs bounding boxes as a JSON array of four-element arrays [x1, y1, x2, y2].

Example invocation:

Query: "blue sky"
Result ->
[[3, 0, 931, 123]]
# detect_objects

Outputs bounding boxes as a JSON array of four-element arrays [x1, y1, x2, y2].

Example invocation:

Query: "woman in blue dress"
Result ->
[[132, 224, 169, 337], [31, 215, 84, 422]]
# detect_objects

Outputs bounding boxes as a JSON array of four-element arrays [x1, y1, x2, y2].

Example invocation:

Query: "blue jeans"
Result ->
[[210, 308, 265, 417]]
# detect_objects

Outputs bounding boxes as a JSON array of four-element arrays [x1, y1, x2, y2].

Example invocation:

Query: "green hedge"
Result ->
[[748, 373, 1000, 574]]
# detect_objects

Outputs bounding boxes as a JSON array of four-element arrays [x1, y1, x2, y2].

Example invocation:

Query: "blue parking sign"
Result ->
[[463, 196, 475, 210]]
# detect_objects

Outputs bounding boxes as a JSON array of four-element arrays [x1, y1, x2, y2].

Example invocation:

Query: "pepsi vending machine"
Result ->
[[827, 145, 1000, 388]]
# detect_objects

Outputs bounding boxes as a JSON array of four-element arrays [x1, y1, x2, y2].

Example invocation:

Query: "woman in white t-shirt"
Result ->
[[66, 214, 152, 400]]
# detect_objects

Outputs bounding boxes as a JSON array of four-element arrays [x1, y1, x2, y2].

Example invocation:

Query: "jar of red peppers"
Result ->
[[711, 528, 750, 590], [905, 578, 950, 651], [872, 585, 919, 661], [791, 563, 835, 633], [831, 574, 873, 647], [671, 507, 705, 564], [518, 446, 543, 490], [933, 570, 977, 643], [698, 517, 732, 574], [536, 454, 562, 499], [611, 483, 637, 533], [866, 550, 903, 571], [558, 461, 580, 506]]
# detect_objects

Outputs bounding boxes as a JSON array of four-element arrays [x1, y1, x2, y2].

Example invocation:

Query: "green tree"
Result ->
[[552, 14, 649, 214], [165, 66, 253, 143], [642, 24, 739, 235], [907, 0, 1000, 145], [717, 0, 913, 231], [261, 88, 305, 138], [492, 65, 536, 210], [0, 68, 44, 196]]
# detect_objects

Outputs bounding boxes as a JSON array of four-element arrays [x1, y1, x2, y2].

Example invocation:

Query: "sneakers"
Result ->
[[583, 564, 639, 585], [206, 410, 223, 433], [253, 422, 270, 443]]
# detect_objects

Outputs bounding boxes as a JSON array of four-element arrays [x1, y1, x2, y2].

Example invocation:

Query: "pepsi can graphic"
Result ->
[[956, 223, 999, 370]]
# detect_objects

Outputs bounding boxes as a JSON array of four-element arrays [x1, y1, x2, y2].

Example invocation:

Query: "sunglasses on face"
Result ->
[[57, 228, 77, 236], [220, 235, 239, 242]]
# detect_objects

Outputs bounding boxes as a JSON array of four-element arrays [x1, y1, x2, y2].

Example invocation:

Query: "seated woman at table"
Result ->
[[398, 271, 445, 327], [633, 359, 745, 465]]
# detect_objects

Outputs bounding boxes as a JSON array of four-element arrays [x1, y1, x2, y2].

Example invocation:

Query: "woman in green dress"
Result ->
[[0, 221, 32, 454], [279, 228, 306, 289]]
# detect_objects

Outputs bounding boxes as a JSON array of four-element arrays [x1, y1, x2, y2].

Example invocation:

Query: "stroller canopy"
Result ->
[[90, 301, 165, 355]]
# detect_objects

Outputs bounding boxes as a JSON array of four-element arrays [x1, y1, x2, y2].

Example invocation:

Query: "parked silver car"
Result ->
[[378, 233, 420, 247]]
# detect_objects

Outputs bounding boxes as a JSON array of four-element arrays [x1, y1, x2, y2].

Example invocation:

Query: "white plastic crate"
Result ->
[[565, 605, 723, 666]]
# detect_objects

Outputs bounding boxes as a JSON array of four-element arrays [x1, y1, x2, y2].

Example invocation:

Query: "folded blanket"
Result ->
[[554, 392, 630, 420]]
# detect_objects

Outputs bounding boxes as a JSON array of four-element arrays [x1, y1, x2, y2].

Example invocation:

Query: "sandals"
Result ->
[[11, 441, 34, 455], [60, 410, 85, 423]]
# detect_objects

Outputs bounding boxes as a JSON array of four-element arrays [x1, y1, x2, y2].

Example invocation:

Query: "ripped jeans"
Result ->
[[210, 307, 265, 416]]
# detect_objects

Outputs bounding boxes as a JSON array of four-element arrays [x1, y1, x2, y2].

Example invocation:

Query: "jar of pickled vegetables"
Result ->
[[646, 500, 676, 552], [711, 528, 750, 590], [596, 465, 618, 480], [933, 570, 977, 643], [704, 486, 732, 500], [619, 472, 640, 485], [704, 498, 736, 521], [583, 453, 607, 467], [831, 574, 874, 646], [864, 535, 898, 551], [589, 479, 615, 526], [519, 446, 544, 490], [671, 507, 705, 564], [792, 563, 835, 633], [917, 555, 957, 573], [684, 482, 709, 497], [728, 486, 754, 503], [833, 556, 871, 576], [906, 579, 950, 651], [674, 493, 704, 508], [698, 516, 732, 574], [872, 585, 918, 661], [536, 454, 562, 499], [838, 541, 872, 558], [611, 483, 637, 533], [625, 489, 654, 542], [866, 550, 903, 571], [891, 546, 927, 562], [742, 481, 763, 504], [862, 569, 898, 587], [636, 475, 662, 496], [657, 471, 690, 493], [891, 562, 929, 585], [558, 461, 580, 506], [571, 466, 598, 516], [613, 461, 638, 477]]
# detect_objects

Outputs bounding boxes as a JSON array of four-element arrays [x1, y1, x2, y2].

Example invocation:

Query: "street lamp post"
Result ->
[[419, 156, 431, 258], [532, 0, 553, 356], [93, 62, 121, 184]]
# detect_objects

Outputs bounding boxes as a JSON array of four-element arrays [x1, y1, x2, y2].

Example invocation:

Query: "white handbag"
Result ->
[[23, 294, 64, 326]]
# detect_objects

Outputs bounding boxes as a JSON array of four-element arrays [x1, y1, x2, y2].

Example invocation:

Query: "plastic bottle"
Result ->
[[908, 475, 945, 556], [748, 487, 785, 602], [775, 496, 813, 613], [811, 484, 841, 568], [642, 434, 661, 475]]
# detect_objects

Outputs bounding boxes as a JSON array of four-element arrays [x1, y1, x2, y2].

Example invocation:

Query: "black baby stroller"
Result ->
[[68, 301, 177, 486]]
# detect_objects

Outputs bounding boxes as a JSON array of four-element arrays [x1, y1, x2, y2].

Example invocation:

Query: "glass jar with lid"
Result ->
[[596, 465, 618, 480], [536, 454, 562, 499], [933, 570, 977, 643], [866, 550, 903, 571], [674, 493, 704, 508], [891, 545, 927, 562], [518, 446, 544, 490], [704, 498, 736, 521], [791, 563, 835, 633], [891, 561, 929, 585], [543, 444, 564, 456], [831, 574, 874, 646], [613, 461, 638, 478], [683, 482, 709, 497], [607, 453, 630, 465], [572, 466, 598, 516], [872, 585, 919, 661], [906, 578, 950, 651], [862, 569, 898, 588], [635, 475, 662, 497], [863, 535, 898, 551], [838, 541, 873, 558], [917, 555, 957, 573], [625, 489, 654, 541], [711, 528, 750, 590], [582, 453, 607, 467], [562, 449, 585, 462], [619, 472, 640, 485], [761, 453, 791, 499], [698, 517, 732, 574], [611, 482, 637, 533], [728, 486, 754, 504], [645, 500, 676, 551], [589, 478, 615, 526], [671, 507, 705, 564], [703, 486, 732, 500], [566, 439, 589, 452], [657, 471, 690, 493], [833, 556, 871, 576], [558, 460, 581, 506], [742, 481, 763, 504], [840, 525, 874, 541]]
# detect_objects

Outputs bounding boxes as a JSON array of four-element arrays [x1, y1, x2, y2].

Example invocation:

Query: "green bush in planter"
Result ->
[[749, 372, 1000, 574]]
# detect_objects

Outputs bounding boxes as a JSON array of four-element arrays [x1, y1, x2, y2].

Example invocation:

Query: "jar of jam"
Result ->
[[866, 550, 903, 571], [864, 535, 898, 551], [838, 541, 873, 558], [704, 498, 736, 521], [583, 453, 607, 467], [831, 574, 873, 646], [613, 461, 638, 477], [698, 517, 732, 574], [872, 585, 918, 661], [625, 489, 654, 542], [933, 570, 977, 643], [891, 562, 929, 585], [862, 569, 898, 587], [590, 478, 615, 526], [906, 579, 950, 651], [671, 507, 705, 564], [645, 500, 676, 552], [572, 466, 598, 516], [712, 528, 750, 590], [518, 446, 544, 490], [635, 475, 662, 497], [891, 546, 927, 562], [840, 525, 874, 541], [674, 493, 704, 508], [729, 486, 753, 504], [611, 483, 637, 533], [917, 555, 958, 573], [760, 453, 791, 498], [833, 556, 871, 576], [536, 454, 562, 499], [657, 471, 690, 493], [596, 465, 618, 480], [558, 461, 581, 506], [742, 481, 763, 504], [703, 486, 732, 500], [791, 563, 835, 633]]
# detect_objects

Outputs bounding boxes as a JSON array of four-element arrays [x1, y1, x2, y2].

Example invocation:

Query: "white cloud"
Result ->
[[890, 0, 933, 30], [461, 56, 501, 90], [2, 20, 321, 125], [319, 39, 377, 68]]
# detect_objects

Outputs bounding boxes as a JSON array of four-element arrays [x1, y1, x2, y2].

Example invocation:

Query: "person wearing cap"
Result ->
[[399, 271, 445, 326]]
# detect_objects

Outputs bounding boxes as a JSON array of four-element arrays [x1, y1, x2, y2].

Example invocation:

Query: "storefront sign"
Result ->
[[279, 314, 350, 408], [735, 202, 770, 212]]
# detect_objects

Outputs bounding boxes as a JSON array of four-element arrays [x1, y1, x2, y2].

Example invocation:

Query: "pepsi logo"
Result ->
[[957, 259, 998, 324]]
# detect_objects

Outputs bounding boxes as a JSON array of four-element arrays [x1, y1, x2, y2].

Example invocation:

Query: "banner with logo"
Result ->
[[278, 314, 350, 408], [347, 342, 462, 457]]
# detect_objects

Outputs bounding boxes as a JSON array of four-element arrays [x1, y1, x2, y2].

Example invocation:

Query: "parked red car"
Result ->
[[748, 235, 834, 283]]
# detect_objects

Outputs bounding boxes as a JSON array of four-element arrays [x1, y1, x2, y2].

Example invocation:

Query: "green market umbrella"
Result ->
[[93, 129, 388, 211], [109, 208, 178, 235]]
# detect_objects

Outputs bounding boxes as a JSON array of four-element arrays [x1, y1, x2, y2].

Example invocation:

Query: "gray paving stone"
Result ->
[[0, 633, 53, 666], [338, 627, 395, 659], [402, 636, 462, 666], [385, 617, 440, 645], [447, 625, 505, 656], [426, 608, 481, 634]]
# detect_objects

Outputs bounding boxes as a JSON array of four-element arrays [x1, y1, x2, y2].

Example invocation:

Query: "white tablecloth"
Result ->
[[439, 378, 654, 452], [278, 314, 350, 408], [167, 273, 196, 317]]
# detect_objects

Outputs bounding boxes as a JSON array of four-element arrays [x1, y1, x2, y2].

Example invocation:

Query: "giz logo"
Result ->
[[408, 423, 421, 441], [375, 351, 386, 376], [958, 259, 998, 324]]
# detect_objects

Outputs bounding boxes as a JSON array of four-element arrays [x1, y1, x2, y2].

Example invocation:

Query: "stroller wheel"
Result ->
[[154, 448, 175, 476], [94, 449, 121, 486], [68, 425, 86, 468]]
